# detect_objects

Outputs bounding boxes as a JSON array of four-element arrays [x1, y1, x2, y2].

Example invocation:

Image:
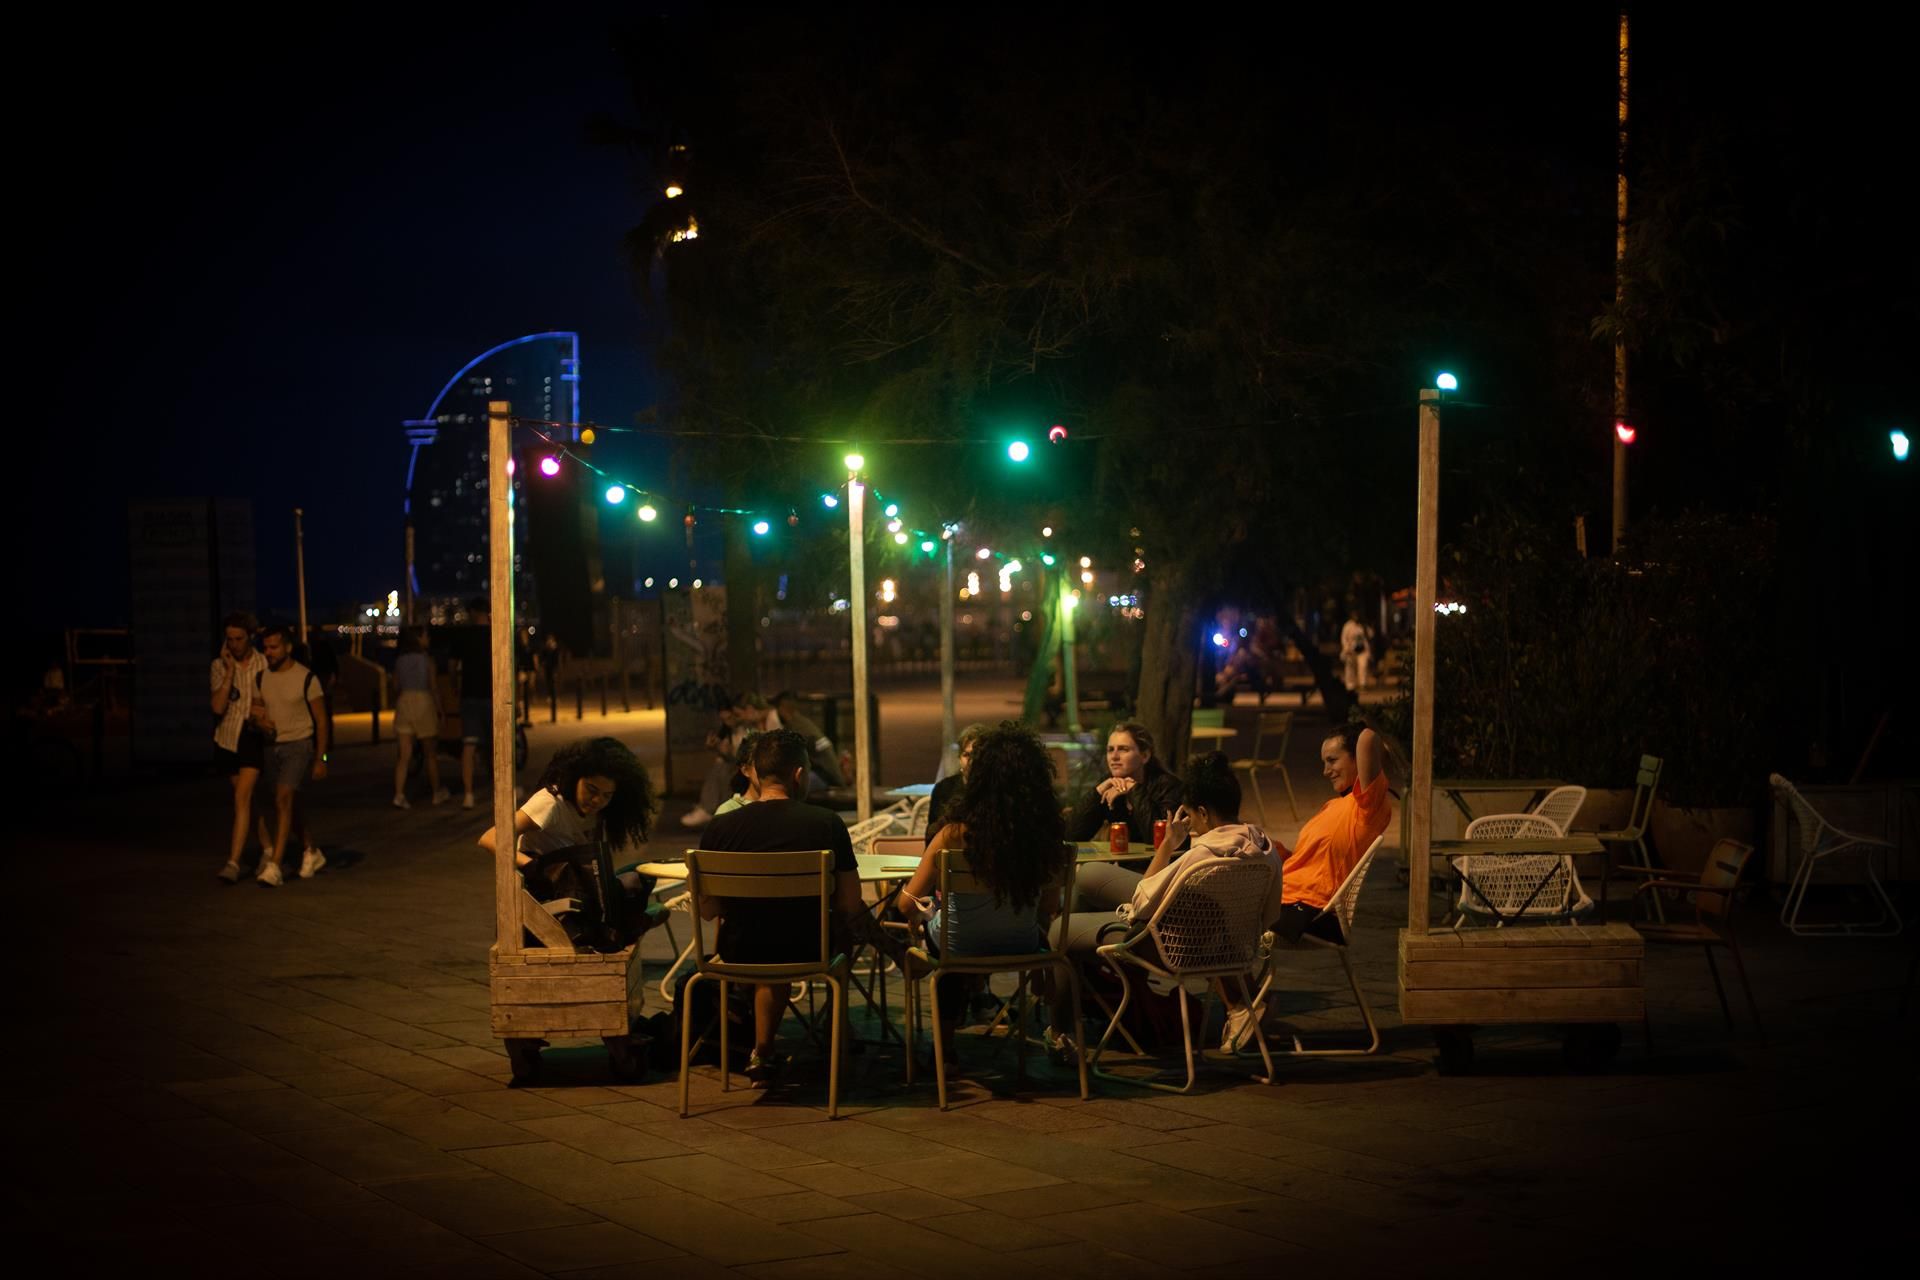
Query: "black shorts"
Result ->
[[215, 733, 266, 775]]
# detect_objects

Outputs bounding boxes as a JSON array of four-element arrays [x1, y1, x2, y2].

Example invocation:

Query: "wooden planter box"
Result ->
[[1398, 923, 1644, 1025], [489, 944, 645, 1039]]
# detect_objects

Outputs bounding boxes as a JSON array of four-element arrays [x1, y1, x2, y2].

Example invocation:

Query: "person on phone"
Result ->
[[211, 612, 270, 883]]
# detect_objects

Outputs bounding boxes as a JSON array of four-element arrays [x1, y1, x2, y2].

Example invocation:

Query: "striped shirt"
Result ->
[[210, 650, 268, 752]]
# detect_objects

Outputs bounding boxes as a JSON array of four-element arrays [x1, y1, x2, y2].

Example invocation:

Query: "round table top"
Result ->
[[1188, 725, 1238, 741]]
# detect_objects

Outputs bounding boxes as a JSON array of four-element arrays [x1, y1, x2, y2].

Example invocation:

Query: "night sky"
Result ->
[[26, 10, 668, 630]]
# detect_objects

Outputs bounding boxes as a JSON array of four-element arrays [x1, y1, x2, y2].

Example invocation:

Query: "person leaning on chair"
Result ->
[[1275, 722, 1391, 944]]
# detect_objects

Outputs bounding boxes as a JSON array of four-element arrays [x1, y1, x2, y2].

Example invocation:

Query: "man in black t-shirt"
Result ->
[[697, 730, 860, 1082]]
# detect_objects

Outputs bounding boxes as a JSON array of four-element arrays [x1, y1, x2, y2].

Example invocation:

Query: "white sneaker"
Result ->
[[256, 860, 285, 888], [680, 806, 712, 829], [217, 861, 241, 884], [1221, 1001, 1264, 1053], [392, 795, 411, 810], [462, 792, 476, 809], [431, 787, 452, 806], [299, 847, 327, 879]]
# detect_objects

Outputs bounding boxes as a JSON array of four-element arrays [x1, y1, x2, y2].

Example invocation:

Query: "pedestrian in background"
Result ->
[[252, 624, 329, 886], [1340, 610, 1372, 692], [392, 625, 450, 809], [212, 612, 269, 883]]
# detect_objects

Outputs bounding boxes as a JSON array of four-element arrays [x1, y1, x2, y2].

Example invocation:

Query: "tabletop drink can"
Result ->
[[1109, 822, 1129, 855], [1153, 818, 1168, 848]]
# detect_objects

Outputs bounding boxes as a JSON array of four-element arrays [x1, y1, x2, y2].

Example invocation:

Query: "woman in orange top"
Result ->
[[1274, 723, 1390, 943]]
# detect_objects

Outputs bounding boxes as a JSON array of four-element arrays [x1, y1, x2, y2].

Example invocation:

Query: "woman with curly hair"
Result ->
[[896, 723, 1070, 1049]]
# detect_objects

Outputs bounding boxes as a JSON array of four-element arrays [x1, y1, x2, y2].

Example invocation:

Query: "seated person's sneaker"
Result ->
[[1220, 1001, 1265, 1052], [745, 1052, 787, 1088]]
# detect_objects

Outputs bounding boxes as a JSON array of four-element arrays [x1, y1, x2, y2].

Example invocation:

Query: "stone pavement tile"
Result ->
[[1260, 1112, 1508, 1167], [529, 1085, 648, 1108], [759, 1119, 937, 1166], [194, 1085, 358, 1135], [485, 1220, 687, 1270], [165, 1071, 287, 1096], [420, 1043, 511, 1073], [997, 1243, 1167, 1280], [705, 1100, 840, 1130], [1178, 1123, 1428, 1188], [627, 1151, 806, 1200], [418, 982, 495, 1011], [584, 1099, 687, 1128], [197, 1040, 355, 1079], [205, 1132, 393, 1203], [337, 1088, 547, 1150], [267, 1116, 477, 1184], [376, 1171, 595, 1237], [963, 1181, 1132, 1218], [959, 1098, 1111, 1133], [516, 1112, 696, 1162], [1049, 1096, 1215, 1132], [452, 1088, 587, 1121], [737, 1256, 908, 1280], [864, 1151, 1065, 1198], [897, 1118, 1261, 1211], [1192, 1194, 1385, 1253], [775, 1163, 906, 1197], [465, 1140, 679, 1204], [589, 1192, 845, 1266], [1048, 1122, 1188, 1149], [735, 1189, 870, 1224], [420, 1019, 505, 1048], [130, 1115, 260, 1152], [1033, 1202, 1277, 1268], [788, 1212, 999, 1280], [280, 1066, 395, 1097], [1126, 1135, 1309, 1192], [695, 1132, 840, 1172], [1440, 1116, 1652, 1160], [918, 1207, 1074, 1251], [561, 1262, 736, 1280], [844, 1187, 973, 1218]]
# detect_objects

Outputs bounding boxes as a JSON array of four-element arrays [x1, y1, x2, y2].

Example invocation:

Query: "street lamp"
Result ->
[[1893, 429, 1911, 462], [1007, 441, 1030, 462], [1435, 372, 1459, 392]]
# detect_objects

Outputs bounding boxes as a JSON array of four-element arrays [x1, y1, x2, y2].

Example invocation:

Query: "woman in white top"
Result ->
[[210, 612, 270, 883], [392, 626, 449, 809]]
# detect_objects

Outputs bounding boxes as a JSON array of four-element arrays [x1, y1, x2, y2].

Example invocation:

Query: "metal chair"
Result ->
[[677, 849, 848, 1119], [1769, 773, 1902, 937], [1529, 785, 1588, 835], [1089, 859, 1278, 1093], [900, 850, 1089, 1110], [1591, 754, 1662, 919], [1230, 711, 1300, 824], [1631, 838, 1764, 1042], [1247, 834, 1384, 1056], [1450, 814, 1594, 928]]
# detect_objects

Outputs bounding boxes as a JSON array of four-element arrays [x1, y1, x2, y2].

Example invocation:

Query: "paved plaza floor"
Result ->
[[17, 686, 1916, 1275]]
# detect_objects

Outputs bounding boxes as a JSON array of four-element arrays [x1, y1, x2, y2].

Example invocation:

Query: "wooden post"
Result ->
[[1408, 388, 1441, 935], [939, 534, 957, 774], [848, 477, 873, 822], [488, 400, 519, 958]]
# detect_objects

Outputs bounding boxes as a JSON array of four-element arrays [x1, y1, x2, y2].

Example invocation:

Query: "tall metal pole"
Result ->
[[847, 475, 873, 823], [488, 401, 520, 957], [1408, 388, 1441, 935], [293, 507, 310, 646], [404, 523, 417, 625], [1611, 11, 1631, 552], [1060, 579, 1082, 734], [939, 533, 957, 775]]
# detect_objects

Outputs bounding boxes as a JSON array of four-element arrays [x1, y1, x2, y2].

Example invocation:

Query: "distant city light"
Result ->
[[668, 577, 679, 588], [1041, 526, 1053, 537], [1239, 627, 1249, 637], [1041, 553, 1056, 566], [1081, 571, 1095, 586], [880, 578, 896, 603], [664, 184, 684, 199], [1212, 632, 1230, 649], [1079, 556, 1092, 568], [752, 520, 771, 536], [604, 485, 626, 505], [893, 531, 909, 544], [1435, 372, 1459, 392], [1435, 601, 1468, 616], [1007, 441, 1030, 462], [1892, 429, 1911, 462], [822, 493, 839, 509], [920, 540, 936, 553], [843, 452, 865, 472], [1005, 559, 1023, 574], [1615, 421, 1637, 445], [644, 577, 655, 588], [539, 455, 561, 476], [638, 504, 658, 522]]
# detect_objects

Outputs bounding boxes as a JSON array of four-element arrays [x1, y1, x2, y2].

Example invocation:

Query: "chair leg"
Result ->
[[718, 979, 731, 1092], [659, 920, 700, 1004], [1062, 964, 1091, 1100], [1246, 765, 1269, 829], [1014, 971, 1029, 1083], [1703, 946, 1733, 1030], [1341, 948, 1383, 1055], [1281, 766, 1299, 821], [678, 972, 702, 1118], [928, 971, 950, 1110], [1233, 973, 1276, 1083], [1085, 973, 1147, 1056], [825, 973, 844, 1120], [1726, 936, 1765, 1044], [1176, 985, 1198, 1094]]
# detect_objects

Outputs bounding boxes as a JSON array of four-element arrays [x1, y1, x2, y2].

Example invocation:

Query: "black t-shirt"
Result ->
[[926, 774, 964, 847], [700, 799, 856, 963], [447, 625, 491, 699]]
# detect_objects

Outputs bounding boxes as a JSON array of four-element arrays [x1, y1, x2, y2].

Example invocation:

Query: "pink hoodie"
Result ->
[[1129, 822, 1285, 927]]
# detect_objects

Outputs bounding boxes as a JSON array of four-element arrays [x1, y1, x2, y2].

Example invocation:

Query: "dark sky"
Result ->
[[26, 10, 666, 627]]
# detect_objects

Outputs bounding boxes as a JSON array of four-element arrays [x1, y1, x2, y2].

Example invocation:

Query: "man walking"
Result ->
[[452, 597, 494, 809], [252, 624, 330, 886], [212, 612, 269, 883]]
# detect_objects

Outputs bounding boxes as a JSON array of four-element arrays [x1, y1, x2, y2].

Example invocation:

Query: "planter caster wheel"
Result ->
[[605, 1035, 646, 1082], [1562, 1023, 1621, 1071], [505, 1038, 545, 1085], [1433, 1025, 1476, 1076]]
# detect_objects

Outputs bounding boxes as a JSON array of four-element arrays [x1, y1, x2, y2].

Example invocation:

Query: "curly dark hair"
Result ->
[[536, 736, 657, 848], [949, 722, 1068, 912]]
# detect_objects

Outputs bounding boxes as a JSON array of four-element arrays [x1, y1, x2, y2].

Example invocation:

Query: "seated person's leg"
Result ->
[[1271, 902, 1342, 946], [1071, 862, 1142, 913]]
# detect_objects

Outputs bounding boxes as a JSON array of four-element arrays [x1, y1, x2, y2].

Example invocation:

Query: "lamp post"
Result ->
[[294, 507, 310, 647], [940, 530, 957, 775], [845, 455, 873, 823]]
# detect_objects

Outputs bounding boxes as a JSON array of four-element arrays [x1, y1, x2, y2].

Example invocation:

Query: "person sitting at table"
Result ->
[[1067, 722, 1185, 850], [1046, 752, 1282, 1059], [773, 690, 846, 788], [924, 722, 991, 847], [694, 729, 862, 1087], [895, 723, 1070, 1058], [1275, 722, 1389, 944], [712, 731, 764, 817]]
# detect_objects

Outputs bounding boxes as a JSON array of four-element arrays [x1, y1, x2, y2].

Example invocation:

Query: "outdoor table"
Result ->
[[1432, 835, 1604, 926], [881, 782, 937, 799], [1433, 777, 1566, 823], [1188, 725, 1238, 744]]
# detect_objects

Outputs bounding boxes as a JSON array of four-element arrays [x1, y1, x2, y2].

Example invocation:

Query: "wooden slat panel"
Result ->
[[1401, 959, 1640, 990], [1407, 945, 1641, 964], [1400, 985, 1644, 1024], [491, 1001, 631, 1036], [698, 874, 824, 898], [492, 974, 629, 1005]]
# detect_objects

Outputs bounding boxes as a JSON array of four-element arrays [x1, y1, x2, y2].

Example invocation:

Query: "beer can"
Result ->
[[1109, 822, 1129, 855], [1153, 818, 1169, 848]]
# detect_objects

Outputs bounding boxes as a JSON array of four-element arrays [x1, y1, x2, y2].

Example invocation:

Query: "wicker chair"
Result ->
[[1529, 785, 1588, 835], [1450, 814, 1594, 928], [1229, 711, 1300, 824], [1769, 773, 1902, 937], [1247, 834, 1384, 1056], [1089, 859, 1278, 1093]]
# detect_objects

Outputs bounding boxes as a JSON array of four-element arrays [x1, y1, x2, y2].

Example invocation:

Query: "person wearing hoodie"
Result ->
[[1046, 753, 1282, 1058]]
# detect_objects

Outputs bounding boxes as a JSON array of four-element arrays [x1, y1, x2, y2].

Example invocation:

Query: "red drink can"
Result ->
[[1153, 818, 1169, 848], [1109, 822, 1129, 855]]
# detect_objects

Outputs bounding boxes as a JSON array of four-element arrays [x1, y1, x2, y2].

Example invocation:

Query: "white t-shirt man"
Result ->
[[258, 661, 321, 743], [516, 785, 604, 859]]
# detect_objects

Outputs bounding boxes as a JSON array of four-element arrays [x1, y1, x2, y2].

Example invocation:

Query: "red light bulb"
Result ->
[[1048, 424, 1068, 443], [1614, 421, 1636, 445]]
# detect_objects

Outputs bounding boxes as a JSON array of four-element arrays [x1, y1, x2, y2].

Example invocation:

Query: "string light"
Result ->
[[752, 519, 771, 536], [822, 493, 839, 509], [893, 531, 908, 544], [580, 427, 596, 445], [604, 485, 625, 505], [539, 455, 561, 476], [638, 504, 658, 522]]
